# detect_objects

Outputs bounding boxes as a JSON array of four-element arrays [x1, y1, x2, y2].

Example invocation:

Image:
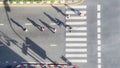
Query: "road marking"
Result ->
[[66, 48, 87, 52], [66, 5, 87, 9], [97, 34, 101, 39], [98, 52, 101, 57], [25, 23, 32, 25], [97, 27, 101, 33], [66, 10, 87, 14], [66, 54, 87, 57], [68, 59, 87, 63], [97, 20, 101, 26], [66, 38, 87, 41], [98, 46, 101, 51], [98, 58, 101, 63], [97, 12, 101, 19], [97, 40, 101, 45], [66, 16, 87, 20], [0, 23, 4, 26], [66, 32, 87, 36], [98, 64, 101, 68], [71, 27, 87, 31], [66, 21, 87, 25], [97, 4, 101, 11], [50, 23, 56, 25], [50, 44, 57, 46], [66, 43, 87, 47]]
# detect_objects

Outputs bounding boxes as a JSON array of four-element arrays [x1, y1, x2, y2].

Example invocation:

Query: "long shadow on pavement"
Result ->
[[10, 18, 26, 31], [25, 37, 47, 59], [39, 19, 56, 33], [4, 0, 11, 12], [25, 37, 58, 64], [61, 56, 72, 65], [43, 12, 57, 23], [0, 31, 19, 46], [51, 5, 66, 16]]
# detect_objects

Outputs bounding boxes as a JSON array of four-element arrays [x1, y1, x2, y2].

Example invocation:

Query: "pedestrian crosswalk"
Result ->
[[65, 5, 87, 63]]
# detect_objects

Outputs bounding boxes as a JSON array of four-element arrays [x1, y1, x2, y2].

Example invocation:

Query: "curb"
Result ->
[[0, 0, 84, 6]]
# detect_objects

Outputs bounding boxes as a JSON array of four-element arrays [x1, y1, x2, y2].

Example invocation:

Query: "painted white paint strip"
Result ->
[[66, 5, 87, 9], [98, 58, 101, 63], [66, 21, 87, 25], [66, 11, 87, 14], [0, 23, 4, 26], [66, 38, 87, 41], [98, 52, 101, 57], [66, 16, 87, 20], [97, 34, 101, 39], [71, 27, 87, 31], [66, 43, 87, 47], [66, 49, 87, 52], [25, 23, 32, 25], [66, 32, 87, 36], [98, 46, 101, 51], [97, 27, 101, 33], [68, 59, 87, 63], [50, 23, 56, 25], [50, 44, 57, 46], [97, 4, 101, 11], [66, 54, 87, 57], [97, 20, 101, 26], [97, 40, 101, 45], [97, 12, 101, 19], [98, 64, 101, 68]]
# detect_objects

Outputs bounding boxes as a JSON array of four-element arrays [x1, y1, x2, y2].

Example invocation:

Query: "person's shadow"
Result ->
[[10, 18, 26, 31], [61, 56, 72, 65]]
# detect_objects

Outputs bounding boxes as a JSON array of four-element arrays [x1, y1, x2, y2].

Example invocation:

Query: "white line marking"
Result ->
[[98, 64, 101, 68], [66, 16, 87, 20], [66, 5, 87, 9], [66, 54, 87, 57], [97, 12, 101, 19], [71, 27, 87, 31], [68, 59, 87, 63], [97, 40, 101, 45], [50, 44, 57, 46], [97, 27, 101, 33], [97, 4, 101, 11], [50, 23, 56, 25], [97, 20, 101, 26], [66, 43, 87, 47], [98, 58, 101, 63], [66, 32, 87, 36], [66, 11, 87, 14], [66, 38, 87, 41], [97, 34, 101, 39], [66, 49, 87, 52], [25, 23, 32, 25], [98, 46, 101, 51], [98, 52, 101, 57], [66, 21, 87, 25], [0, 23, 4, 26]]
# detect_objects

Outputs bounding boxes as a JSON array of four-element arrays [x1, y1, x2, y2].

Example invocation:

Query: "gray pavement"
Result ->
[[101, 0, 120, 68]]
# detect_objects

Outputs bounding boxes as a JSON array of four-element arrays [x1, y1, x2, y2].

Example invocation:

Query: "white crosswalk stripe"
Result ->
[[65, 5, 87, 63]]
